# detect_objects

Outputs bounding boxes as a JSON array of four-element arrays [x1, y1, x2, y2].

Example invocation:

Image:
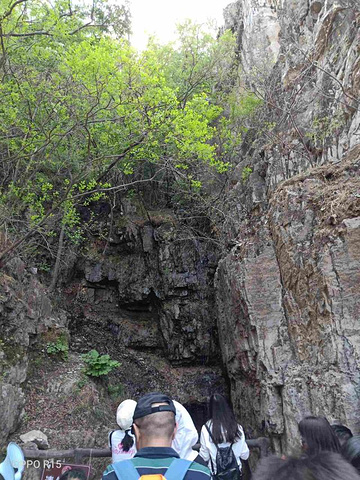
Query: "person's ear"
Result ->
[[133, 423, 141, 450], [133, 423, 140, 440], [172, 421, 178, 441]]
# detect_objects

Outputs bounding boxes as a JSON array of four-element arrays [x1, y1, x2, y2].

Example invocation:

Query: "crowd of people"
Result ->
[[102, 391, 360, 479], [255, 416, 360, 480]]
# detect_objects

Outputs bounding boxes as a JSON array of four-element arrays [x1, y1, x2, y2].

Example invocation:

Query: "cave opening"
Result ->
[[184, 402, 209, 434]]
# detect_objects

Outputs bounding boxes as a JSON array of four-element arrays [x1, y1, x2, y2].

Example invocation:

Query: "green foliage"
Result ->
[[305, 112, 345, 146], [108, 383, 124, 400], [241, 166, 253, 183], [126, 189, 136, 199], [46, 335, 69, 360], [21, 412, 30, 425], [76, 377, 88, 390], [82, 349, 120, 377], [38, 262, 51, 273], [0, 2, 261, 263]]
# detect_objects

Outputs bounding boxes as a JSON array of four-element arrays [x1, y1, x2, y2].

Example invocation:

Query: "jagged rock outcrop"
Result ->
[[0, 258, 67, 445], [1, 204, 225, 449], [224, 0, 280, 75], [216, 148, 360, 450], [225, 0, 359, 175], [66, 203, 219, 365], [216, 0, 360, 452]]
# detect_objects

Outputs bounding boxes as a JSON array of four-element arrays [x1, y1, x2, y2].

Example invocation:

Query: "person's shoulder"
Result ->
[[102, 464, 116, 478], [110, 429, 125, 440], [103, 459, 139, 479], [201, 421, 213, 436], [201, 420, 211, 430], [185, 460, 211, 478]]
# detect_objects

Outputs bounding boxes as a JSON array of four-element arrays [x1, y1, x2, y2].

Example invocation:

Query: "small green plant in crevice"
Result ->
[[93, 406, 109, 422], [82, 349, 120, 378], [126, 189, 136, 199], [38, 261, 51, 273], [76, 377, 88, 390], [46, 336, 69, 361], [305, 112, 345, 146], [108, 383, 124, 400], [241, 166, 253, 183], [21, 412, 30, 425]]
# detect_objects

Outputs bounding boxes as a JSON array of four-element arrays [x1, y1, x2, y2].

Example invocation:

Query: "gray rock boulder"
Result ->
[[20, 430, 49, 450]]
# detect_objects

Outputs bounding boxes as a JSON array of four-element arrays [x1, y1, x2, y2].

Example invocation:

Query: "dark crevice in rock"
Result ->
[[184, 402, 209, 434]]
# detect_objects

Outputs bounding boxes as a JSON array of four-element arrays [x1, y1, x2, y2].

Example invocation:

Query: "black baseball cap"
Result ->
[[133, 392, 176, 420]]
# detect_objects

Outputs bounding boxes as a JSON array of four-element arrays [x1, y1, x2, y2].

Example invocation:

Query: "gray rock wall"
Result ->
[[216, 148, 360, 451], [0, 259, 67, 445], [69, 206, 219, 365], [224, 0, 280, 76], [216, 0, 360, 452]]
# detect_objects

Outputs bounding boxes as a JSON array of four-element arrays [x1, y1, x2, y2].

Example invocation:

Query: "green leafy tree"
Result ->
[[0, 3, 261, 270]]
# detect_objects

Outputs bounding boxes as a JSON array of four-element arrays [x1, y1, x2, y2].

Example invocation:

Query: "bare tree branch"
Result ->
[[4, 31, 52, 37], [96, 136, 146, 183]]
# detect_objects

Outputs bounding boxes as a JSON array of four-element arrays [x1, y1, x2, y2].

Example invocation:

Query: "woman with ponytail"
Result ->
[[108, 399, 137, 463]]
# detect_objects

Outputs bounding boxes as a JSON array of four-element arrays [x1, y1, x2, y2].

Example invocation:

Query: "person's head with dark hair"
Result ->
[[342, 435, 360, 473], [331, 423, 353, 446], [60, 469, 87, 480], [253, 452, 360, 480], [208, 393, 242, 444], [132, 392, 177, 450], [67, 470, 87, 480], [298, 416, 340, 455]]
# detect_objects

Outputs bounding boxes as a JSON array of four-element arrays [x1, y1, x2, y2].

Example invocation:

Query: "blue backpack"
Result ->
[[112, 458, 192, 480]]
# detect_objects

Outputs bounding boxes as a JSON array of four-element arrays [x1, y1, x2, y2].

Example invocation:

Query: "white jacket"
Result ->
[[199, 421, 249, 473], [172, 400, 199, 460]]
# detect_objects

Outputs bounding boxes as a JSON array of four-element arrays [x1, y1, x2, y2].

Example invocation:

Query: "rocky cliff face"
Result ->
[[219, 0, 360, 451], [1, 0, 359, 458], [68, 202, 219, 367], [224, 0, 280, 75], [1, 205, 226, 451], [0, 258, 67, 445]]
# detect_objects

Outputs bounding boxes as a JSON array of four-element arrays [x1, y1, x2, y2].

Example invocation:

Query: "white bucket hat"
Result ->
[[116, 399, 137, 430]]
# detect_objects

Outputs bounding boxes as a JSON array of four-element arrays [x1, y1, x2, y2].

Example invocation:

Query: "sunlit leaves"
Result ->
[[0, 1, 263, 262]]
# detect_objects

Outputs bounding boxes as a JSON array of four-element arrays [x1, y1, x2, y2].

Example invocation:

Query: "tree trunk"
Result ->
[[49, 221, 65, 291]]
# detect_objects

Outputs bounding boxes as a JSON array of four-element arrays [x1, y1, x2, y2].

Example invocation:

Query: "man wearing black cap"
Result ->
[[102, 392, 211, 480]]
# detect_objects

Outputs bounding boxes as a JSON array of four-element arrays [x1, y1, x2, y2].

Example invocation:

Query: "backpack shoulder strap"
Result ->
[[165, 458, 192, 480], [205, 423, 219, 450], [109, 430, 115, 448], [205, 424, 217, 474], [112, 460, 139, 480]]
